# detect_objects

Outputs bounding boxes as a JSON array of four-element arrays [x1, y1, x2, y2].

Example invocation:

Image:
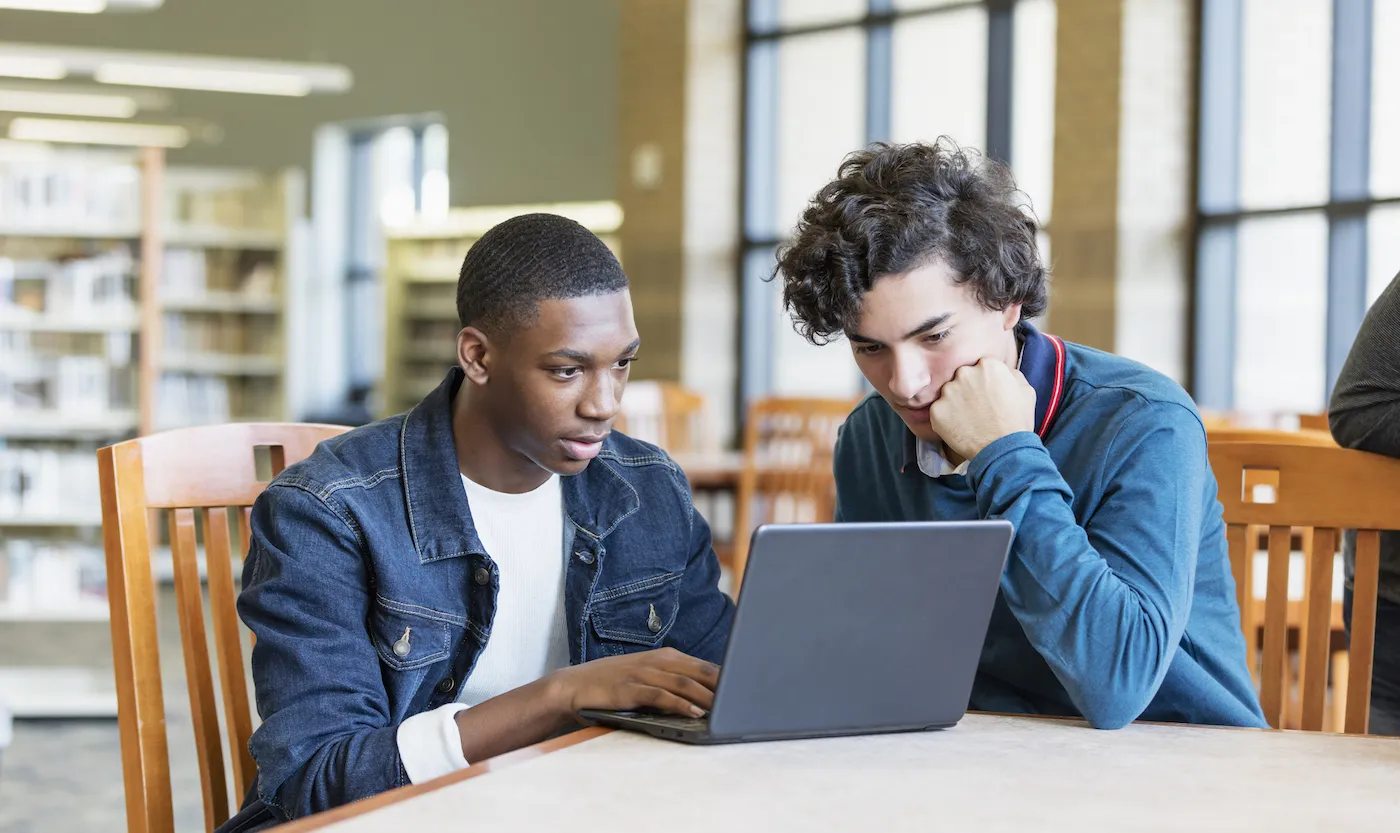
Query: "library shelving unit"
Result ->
[[379, 201, 622, 417], [0, 146, 304, 716]]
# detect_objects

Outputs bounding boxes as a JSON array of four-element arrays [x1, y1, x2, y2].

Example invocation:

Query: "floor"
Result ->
[[0, 586, 211, 833]]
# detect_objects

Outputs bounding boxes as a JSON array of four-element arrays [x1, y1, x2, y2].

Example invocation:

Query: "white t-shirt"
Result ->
[[395, 472, 568, 783]]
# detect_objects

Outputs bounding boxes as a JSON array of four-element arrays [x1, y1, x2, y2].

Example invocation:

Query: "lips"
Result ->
[[901, 405, 932, 422], [560, 434, 608, 461]]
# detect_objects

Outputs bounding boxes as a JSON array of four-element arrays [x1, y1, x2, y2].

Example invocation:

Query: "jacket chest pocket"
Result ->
[[371, 597, 457, 672], [589, 571, 683, 652]]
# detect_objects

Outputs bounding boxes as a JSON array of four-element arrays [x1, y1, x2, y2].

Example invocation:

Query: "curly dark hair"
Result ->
[[772, 138, 1048, 345]]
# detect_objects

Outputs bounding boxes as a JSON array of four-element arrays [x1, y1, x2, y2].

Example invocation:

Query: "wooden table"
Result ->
[[673, 450, 745, 491], [280, 714, 1400, 832]]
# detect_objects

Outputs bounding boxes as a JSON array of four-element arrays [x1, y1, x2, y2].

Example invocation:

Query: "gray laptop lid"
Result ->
[[708, 521, 1012, 739]]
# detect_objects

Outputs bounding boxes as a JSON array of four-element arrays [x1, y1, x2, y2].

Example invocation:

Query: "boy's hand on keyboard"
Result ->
[[547, 648, 719, 720]]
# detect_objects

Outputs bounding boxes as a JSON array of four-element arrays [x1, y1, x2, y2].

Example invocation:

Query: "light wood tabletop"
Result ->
[[278, 714, 1400, 832]]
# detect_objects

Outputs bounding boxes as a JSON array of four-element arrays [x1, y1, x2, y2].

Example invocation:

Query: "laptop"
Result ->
[[580, 520, 1012, 745]]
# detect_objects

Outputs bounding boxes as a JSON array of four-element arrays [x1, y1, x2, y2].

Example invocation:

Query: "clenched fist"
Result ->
[[929, 358, 1037, 462]]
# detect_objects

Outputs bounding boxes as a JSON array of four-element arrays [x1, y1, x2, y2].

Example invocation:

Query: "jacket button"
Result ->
[[473, 567, 491, 586], [436, 676, 456, 695], [575, 549, 595, 565]]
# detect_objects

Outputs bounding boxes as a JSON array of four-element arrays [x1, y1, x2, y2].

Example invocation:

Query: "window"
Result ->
[[1194, 0, 1400, 413], [741, 0, 1057, 411]]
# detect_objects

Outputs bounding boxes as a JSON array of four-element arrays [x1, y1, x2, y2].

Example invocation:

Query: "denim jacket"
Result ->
[[220, 368, 734, 830]]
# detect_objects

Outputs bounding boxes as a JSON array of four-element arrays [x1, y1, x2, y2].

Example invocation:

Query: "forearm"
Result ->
[[453, 675, 575, 764], [969, 433, 1190, 728]]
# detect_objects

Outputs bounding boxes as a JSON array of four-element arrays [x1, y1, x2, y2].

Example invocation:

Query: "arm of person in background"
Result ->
[[1329, 271, 1400, 456], [241, 484, 718, 821]]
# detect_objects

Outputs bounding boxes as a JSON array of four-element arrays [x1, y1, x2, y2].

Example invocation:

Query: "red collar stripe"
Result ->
[[1036, 334, 1066, 439]]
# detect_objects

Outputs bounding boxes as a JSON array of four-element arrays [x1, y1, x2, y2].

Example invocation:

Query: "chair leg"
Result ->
[[1331, 649, 1349, 734]]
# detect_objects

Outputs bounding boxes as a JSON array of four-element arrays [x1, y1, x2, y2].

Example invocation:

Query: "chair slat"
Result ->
[[1299, 527, 1336, 731], [169, 508, 229, 831], [1259, 525, 1292, 728], [1225, 523, 1249, 653], [202, 507, 257, 800], [1346, 529, 1382, 734]]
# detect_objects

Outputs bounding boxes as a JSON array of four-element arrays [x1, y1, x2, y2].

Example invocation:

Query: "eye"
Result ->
[[614, 357, 635, 370], [923, 329, 951, 345], [854, 343, 883, 356], [550, 367, 582, 380]]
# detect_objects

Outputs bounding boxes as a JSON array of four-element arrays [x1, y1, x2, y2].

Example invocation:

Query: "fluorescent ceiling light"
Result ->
[[0, 88, 136, 117], [0, 56, 67, 80], [9, 116, 189, 147], [0, 0, 104, 11], [95, 63, 311, 96]]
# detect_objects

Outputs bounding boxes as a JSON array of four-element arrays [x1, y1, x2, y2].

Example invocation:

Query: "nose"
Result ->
[[886, 346, 931, 404], [578, 370, 623, 423]]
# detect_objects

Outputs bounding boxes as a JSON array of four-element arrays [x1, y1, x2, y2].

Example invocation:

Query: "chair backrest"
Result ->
[[98, 423, 350, 833], [1209, 439, 1400, 734], [731, 397, 857, 586], [1297, 411, 1330, 432], [616, 381, 714, 454]]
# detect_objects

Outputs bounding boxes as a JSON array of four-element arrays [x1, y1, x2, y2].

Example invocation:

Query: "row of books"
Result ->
[[162, 248, 278, 299], [0, 157, 141, 230], [0, 539, 106, 613], [0, 250, 138, 322], [0, 448, 102, 521], [0, 346, 135, 416]]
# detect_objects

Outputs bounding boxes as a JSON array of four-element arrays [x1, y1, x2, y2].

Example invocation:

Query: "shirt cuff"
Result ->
[[397, 702, 470, 784]]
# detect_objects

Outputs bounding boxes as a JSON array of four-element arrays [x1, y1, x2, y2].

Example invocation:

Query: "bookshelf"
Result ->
[[0, 149, 303, 716], [380, 201, 623, 416]]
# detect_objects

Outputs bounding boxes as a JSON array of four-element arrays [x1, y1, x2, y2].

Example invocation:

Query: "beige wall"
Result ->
[[0, 0, 621, 206]]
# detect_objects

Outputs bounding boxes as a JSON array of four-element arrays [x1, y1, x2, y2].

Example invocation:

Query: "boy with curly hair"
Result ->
[[773, 139, 1264, 729]]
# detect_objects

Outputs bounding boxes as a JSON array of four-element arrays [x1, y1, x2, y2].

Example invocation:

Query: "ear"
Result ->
[[457, 327, 492, 385], [1000, 303, 1023, 331]]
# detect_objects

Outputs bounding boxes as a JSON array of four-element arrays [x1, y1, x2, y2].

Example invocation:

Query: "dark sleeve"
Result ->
[[239, 484, 408, 821], [663, 462, 736, 664], [1329, 271, 1400, 456]]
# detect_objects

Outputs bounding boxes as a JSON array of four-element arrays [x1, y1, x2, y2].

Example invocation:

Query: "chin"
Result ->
[[894, 411, 939, 443]]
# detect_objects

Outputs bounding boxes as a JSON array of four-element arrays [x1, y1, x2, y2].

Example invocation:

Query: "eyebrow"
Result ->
[[847, 313, 953, 345], [545, 338, 641, 364]]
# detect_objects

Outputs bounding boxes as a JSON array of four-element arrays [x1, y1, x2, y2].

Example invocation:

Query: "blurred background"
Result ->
[[0, 0, 1395, 829]]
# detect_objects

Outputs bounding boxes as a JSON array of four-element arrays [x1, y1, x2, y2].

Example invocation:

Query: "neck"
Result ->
[[451, 386, 553, 494]]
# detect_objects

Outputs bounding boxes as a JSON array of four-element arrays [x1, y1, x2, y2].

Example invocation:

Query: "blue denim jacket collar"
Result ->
[[401, 367, 641, 563], [896, 321, 1069, 473]]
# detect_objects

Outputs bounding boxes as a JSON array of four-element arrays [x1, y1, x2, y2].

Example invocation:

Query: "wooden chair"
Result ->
[[615, 380, 714, 454], [1209, 439, 1397, 733], [1297, 412, 1330, 432], [731, 397, 856, 589], [98, 423, 350, 833]]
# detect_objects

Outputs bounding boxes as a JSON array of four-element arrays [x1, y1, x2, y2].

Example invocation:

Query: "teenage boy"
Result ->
[[772, 140, 1264, 730], [219, 214, 733, 831]]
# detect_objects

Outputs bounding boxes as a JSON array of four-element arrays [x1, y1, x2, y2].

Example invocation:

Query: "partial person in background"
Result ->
[[1328, 269, 1400, 736], [219, 214, 733, 831], [771, 138, 1265, 730]]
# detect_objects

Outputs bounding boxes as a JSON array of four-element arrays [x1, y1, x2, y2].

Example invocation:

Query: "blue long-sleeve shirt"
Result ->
[[833, 323, 1266, 729]]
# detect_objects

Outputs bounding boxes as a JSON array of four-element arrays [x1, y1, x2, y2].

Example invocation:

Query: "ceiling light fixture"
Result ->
[[0, 0, 105, 11], [8, 116, 189, 147], [0, 56, 67, 80], [0, 88, 137, 117], [94, 62, 312, 96]]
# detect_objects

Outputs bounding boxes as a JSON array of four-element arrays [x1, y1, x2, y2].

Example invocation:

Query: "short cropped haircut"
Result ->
[[773, 138, 1048, 345], [456, 212, 628, 334]]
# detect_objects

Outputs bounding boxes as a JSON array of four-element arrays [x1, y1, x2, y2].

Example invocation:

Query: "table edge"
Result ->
[[274, 726, 613, 833]]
